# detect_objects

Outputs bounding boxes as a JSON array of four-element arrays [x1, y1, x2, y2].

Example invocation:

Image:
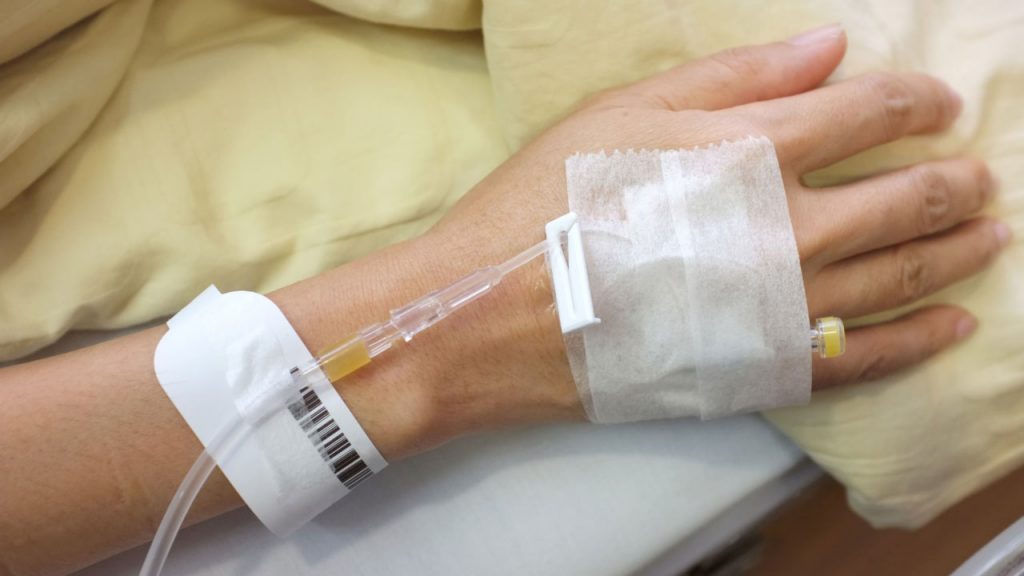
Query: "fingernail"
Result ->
[[788, 23, 844, 46], [993, 221, 1013, 247], [955, 316, 978, 340]]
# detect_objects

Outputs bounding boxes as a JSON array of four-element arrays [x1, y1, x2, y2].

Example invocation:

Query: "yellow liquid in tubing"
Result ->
[[318, 337, 371, 382]]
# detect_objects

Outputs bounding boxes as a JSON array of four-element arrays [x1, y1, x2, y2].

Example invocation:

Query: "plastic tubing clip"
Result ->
[[546, 212, 600, 334]]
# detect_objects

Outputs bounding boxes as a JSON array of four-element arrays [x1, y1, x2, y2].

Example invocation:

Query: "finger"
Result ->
[[620, 24, 846, 112], [812, 305, 976, 390], [801, 157, 995, 264], [744, 71, 962, 172], [810, 218, 1010, 319]]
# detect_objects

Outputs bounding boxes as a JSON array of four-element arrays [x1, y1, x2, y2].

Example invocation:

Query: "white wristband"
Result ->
[[153, 286, 386, 536]]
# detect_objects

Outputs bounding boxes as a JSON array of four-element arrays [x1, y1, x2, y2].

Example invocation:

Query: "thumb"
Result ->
[[624, 24, 847, 112]]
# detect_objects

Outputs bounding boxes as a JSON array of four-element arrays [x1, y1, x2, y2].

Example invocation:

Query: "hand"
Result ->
[[407, 23, 1007, 439]]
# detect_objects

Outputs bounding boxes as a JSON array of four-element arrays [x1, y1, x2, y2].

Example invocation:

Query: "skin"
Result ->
[[0, 24, 1011, 576]]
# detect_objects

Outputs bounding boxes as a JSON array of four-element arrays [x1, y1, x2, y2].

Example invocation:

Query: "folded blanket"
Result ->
[[1, 0, 1020, 529], [0, 0, 506, 358]]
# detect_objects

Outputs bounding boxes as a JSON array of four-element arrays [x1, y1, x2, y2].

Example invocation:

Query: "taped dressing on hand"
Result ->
[[563, 137, 811, 423]]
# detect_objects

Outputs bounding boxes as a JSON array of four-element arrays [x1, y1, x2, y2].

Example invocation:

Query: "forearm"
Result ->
[[0, 230, 575, 575], [0, 325, 229, 575]]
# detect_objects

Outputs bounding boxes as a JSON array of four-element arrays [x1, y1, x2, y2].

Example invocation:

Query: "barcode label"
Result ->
[[287, 370, 373, 490]]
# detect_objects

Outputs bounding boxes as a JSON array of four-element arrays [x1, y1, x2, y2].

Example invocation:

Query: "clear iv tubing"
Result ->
[[139, 417, 243, 576], [139, 239, 554, 576]]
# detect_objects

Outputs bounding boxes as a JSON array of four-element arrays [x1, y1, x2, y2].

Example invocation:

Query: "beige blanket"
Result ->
[[2, 0, 1021, 528]]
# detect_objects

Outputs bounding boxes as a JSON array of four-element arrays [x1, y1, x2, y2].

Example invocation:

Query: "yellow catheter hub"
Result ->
[[813, 316, 846, 359]]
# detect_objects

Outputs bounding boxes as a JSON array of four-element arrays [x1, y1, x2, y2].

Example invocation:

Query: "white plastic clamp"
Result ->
[[545, 212, 600, 334]]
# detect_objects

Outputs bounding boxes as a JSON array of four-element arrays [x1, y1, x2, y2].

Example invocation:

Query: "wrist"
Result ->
[[409, 227, 583, 434], [271, 229, 580, 463], [374, 230, 582, 454]]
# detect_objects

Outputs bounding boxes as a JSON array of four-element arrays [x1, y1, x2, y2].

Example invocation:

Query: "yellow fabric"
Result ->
[[0, 0, 148, 210], [309, 0, 481, 30], [1, 0, 1021, 528], [0, 0, 507, 358], [0, 0, 117, 65]]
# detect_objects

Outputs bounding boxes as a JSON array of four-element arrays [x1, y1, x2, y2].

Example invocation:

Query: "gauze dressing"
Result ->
[[564, 137, 810, 423]]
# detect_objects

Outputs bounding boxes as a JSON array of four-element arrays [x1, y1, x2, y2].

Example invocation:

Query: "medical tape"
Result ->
[[564, 137, 810, 423], [154, 286, 386, 536]]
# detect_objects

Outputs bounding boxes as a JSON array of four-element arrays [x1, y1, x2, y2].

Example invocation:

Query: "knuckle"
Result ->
[[895, 246, 933, 304], [709, 47, 763, 81], [911, 166, 953, 233], [862, 72, 914, 140]]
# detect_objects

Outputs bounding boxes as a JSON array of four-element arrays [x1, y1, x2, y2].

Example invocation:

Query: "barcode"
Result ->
[[287, 369, 372, 490]]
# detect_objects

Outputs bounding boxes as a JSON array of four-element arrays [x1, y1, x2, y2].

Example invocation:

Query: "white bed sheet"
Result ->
[[75, 415, 803, 576]]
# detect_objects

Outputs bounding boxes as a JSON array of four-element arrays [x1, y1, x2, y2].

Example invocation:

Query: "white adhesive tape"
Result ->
[[154, 287, 386, 536], [564, 137, 810, 423]]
